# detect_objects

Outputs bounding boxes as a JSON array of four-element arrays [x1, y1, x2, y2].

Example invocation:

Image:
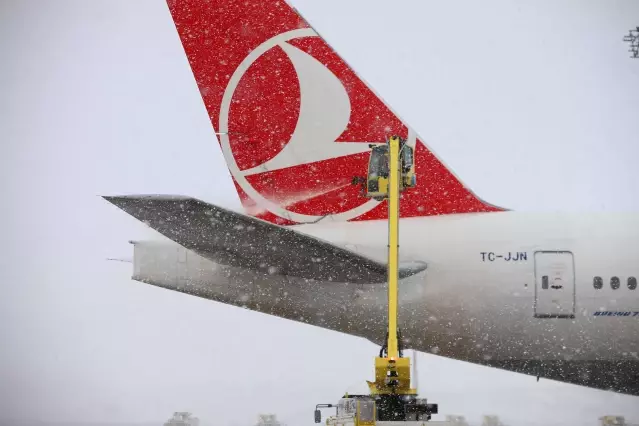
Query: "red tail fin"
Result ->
[[167, 0, 504, 225]]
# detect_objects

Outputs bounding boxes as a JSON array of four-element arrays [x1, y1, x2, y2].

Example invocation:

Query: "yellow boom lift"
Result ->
[[316, 136, 438, 426]]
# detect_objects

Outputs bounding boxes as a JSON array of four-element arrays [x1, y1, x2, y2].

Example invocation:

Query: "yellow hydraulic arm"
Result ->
[[387, 134, 400, 360], [366, 135, 416, 396], [316, 136, 437, 425]]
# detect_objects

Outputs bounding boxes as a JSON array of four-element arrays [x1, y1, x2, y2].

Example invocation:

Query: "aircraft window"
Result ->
[[401, 145, 413, 173], [593, 276, 603, 289], [611, 276, 620, 290], [369, 146, 389, 178], [628, 277, 637, 290]]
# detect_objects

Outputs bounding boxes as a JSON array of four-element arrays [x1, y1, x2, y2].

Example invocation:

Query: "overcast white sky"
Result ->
[[1, 1, 639, 425]]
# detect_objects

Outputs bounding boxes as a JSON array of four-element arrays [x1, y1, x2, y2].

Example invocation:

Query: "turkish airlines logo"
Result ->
[[218, 29, 416, 223]]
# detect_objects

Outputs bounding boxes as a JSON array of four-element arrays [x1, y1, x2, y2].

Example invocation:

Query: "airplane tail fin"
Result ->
[[167, 0, 505, 225]]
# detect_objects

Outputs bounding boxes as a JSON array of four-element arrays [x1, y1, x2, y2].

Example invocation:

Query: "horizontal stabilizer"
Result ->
[[103, 195, 426, 284]]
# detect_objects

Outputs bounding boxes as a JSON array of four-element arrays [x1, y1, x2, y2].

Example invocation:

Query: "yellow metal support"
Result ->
[[366, 135, 416, 397], [326, 139, 429, 424], [387, 135, 400, 360]]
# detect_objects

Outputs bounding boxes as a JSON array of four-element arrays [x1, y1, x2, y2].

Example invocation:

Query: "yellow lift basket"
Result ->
[[364, 136, 416, 201]]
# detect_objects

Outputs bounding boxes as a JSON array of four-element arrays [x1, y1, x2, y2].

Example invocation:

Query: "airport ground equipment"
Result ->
[[316, 136, 438, 426], [599, 416, 630, 426], [480, 416, 505, 426], [255, 414, 285, 426], [163, 412, 200, 426]]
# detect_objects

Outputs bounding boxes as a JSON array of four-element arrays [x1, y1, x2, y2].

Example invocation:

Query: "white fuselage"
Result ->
[[127, 209, 639, 393], [295, 211, 639, 363]]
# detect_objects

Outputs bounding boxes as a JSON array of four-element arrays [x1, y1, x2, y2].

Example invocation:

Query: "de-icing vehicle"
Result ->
[[317, 136, 439, 426]]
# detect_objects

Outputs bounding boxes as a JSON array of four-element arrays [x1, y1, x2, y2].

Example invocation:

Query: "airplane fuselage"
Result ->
[[127, 210, 639, 394]]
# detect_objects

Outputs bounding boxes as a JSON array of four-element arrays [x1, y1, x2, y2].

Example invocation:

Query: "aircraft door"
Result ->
[[534, 251, 575, 318]]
